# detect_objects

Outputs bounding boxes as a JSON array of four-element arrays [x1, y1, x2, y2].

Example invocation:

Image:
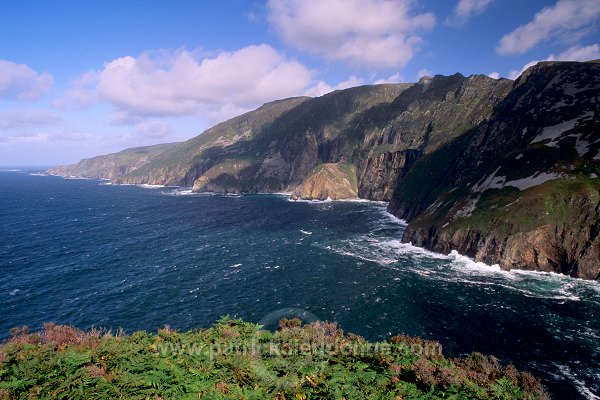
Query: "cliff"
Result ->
[[52, 75, 510, 200], [290, 162, 358, 200], [48, 61, 600, 279], [391, 61, 600, 280]]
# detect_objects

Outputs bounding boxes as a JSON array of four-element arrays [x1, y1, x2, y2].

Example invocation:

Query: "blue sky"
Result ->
[[1, 0, 599, 166]]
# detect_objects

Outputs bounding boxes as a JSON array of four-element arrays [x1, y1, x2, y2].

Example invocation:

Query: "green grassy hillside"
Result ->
[[0, 317, 547, 399], [47, 143, 179, 181]]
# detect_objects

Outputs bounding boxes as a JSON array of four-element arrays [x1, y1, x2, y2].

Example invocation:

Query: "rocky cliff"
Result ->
[[290, 162, 358, 200], [52, 75, 510, 201], [48, 61, 600, 279], [391, 61, 600, 280]]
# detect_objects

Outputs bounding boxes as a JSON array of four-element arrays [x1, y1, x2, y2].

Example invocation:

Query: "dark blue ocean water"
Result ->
[[0, 170, 598, 399]]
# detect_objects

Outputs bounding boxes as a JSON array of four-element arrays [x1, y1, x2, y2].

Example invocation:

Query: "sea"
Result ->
[[0, 169, 598, 399]]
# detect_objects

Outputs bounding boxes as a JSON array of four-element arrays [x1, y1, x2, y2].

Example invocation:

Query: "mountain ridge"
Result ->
[[48, 60, 600, 280]]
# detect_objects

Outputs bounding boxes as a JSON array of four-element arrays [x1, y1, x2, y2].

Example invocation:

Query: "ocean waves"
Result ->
[[1, 172, 598, 399], [316, 204, 599, 305]]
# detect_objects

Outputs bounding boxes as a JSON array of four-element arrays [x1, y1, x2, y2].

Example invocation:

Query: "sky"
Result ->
[[1, 0, 599, 166]]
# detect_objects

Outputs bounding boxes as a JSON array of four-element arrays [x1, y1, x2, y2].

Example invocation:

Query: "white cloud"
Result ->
[[497, 0, 600, 55], [547, 43, 600, 61], [417, 68, 433, 79], [89, 45, 312, 124], [50, 131, 95, 142], [303, 76, 364, 97], [488, 72, 500, 79], [508, 43, 600, 79], [447, 0, 495, 26], [52, 71, 99, 110], [0, 129, 93, 145], [373, 72, 403, 84], [508, 61, 540, 80], [0, 109, 61, 129], [0, 60, 53, 101], [134, 120, 172, 139], [267, 0, 435, 69]]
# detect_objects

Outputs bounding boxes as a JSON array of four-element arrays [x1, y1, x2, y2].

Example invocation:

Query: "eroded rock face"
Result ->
[[291, 163, 358, 200], [394, 61, 600, 280], [404, 222, 600, 280]]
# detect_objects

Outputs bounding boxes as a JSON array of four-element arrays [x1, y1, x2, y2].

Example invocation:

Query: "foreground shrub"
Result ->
[[0, 317, 548, 399]]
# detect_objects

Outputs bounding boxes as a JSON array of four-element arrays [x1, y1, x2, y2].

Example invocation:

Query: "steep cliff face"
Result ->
[[120, 96, 312, 187], [48, 61, 600, 279], [122, 85, 410, 193], [52, 76, 509, 201], [290, 163, 358, 200], [353, 74, 512, 199], [392, 60, 600, 280]]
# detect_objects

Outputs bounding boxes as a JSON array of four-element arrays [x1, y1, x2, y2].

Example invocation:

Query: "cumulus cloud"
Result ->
[[0, 129, 93, 145], [0, 60, 53, 101], [52, 71, 99, 110], [508, 43, 600, 79], [488, 72, 500, 79], [0, 109, 61, 130], [417, 68, 433, 79], [547, 43, 600, 61], [373, 72, 403, 84], [447, 0, 495, 26], [66, 45, 313, 124], [134, 120, 172, 139], [508, 61, 539, 80], [267, 0, 435, 69], [497, 0, 600, 55], [304, 76, 364, 97]]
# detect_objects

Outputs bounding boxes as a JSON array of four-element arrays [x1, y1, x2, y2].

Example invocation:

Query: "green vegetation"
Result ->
[[0, 318, 547, 399], [450, 176, 600, 235], [47, 143, 179, 181]]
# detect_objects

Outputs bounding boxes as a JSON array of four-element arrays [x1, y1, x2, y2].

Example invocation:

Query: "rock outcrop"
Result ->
[[291, 163, 358, 200], [391, 60, 600, 280]]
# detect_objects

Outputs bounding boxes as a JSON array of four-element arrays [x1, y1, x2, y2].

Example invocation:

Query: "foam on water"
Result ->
[[288, 196, 386, 205], [322, 204, 600, 305], [136, 184, 166, 189], [160, 188, 243, 197], [161, 188, 194, 196], [288, 197, 333, 203], [555, 364, 600, 400], [2, 172, 598, 400], [380, 209, 408, 226]]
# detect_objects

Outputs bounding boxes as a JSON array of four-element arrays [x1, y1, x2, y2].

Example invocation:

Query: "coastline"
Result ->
[[38, 171, 600, 285]]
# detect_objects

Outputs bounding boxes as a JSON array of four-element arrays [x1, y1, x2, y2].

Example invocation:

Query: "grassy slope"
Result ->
[[124, 97, 312, 180], [0, 318, 547, 399], [47, 143, 179, 179], [122, 85, 409, 187]]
